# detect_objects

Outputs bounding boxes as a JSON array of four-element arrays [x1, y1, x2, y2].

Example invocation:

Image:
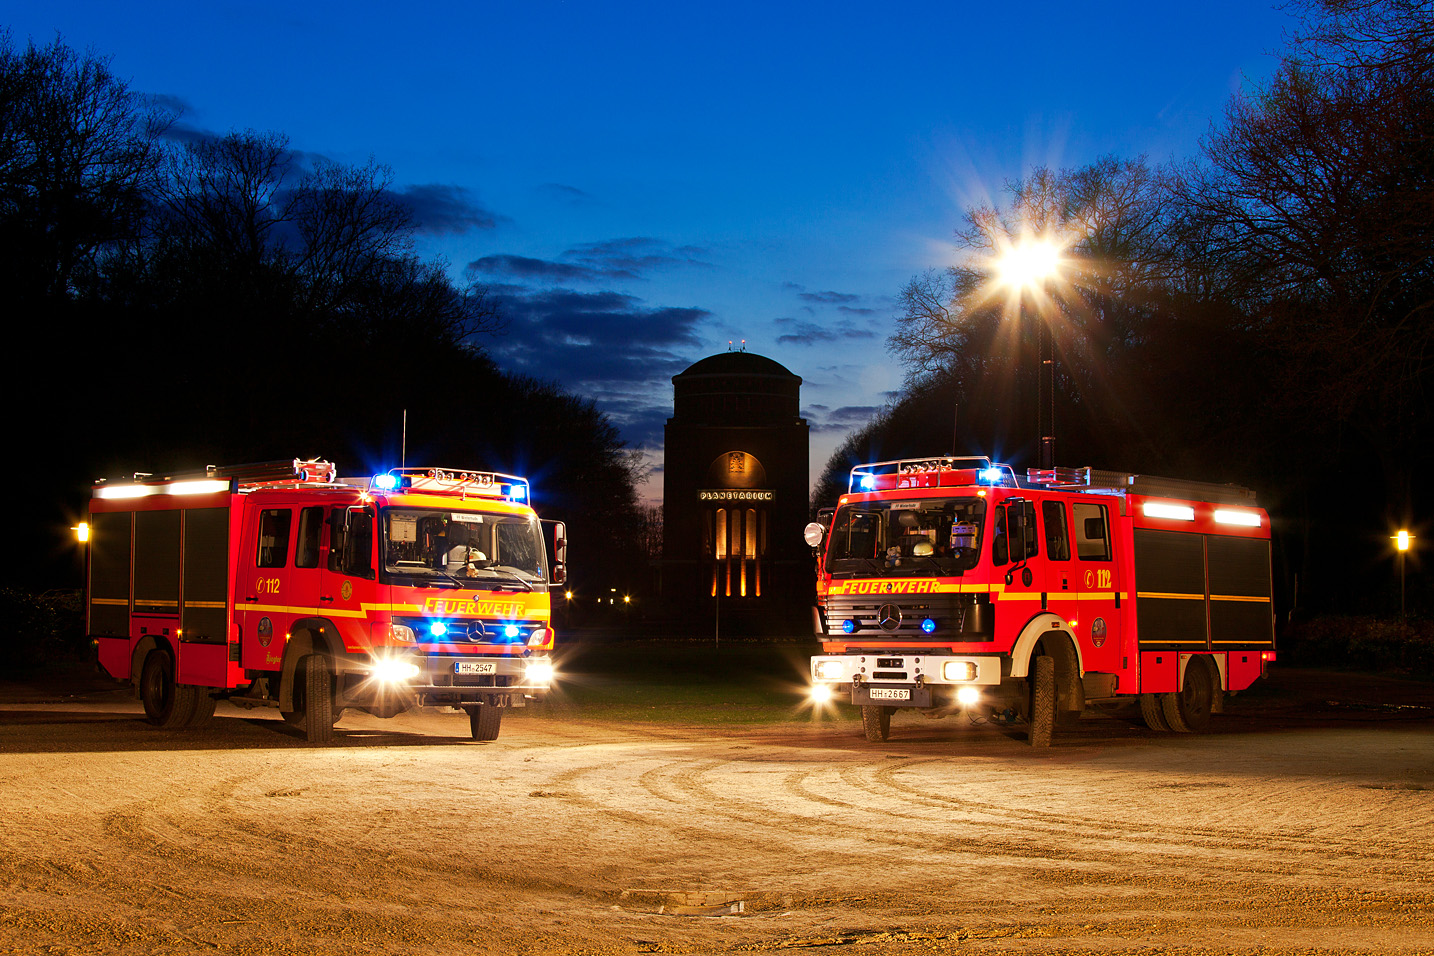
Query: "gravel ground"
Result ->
[[0, 667, 1431, 955]]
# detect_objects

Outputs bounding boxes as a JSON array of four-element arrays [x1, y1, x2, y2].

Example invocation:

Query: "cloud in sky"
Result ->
[[774, 317, 878, 346], [468, 237, 711, 284], [392, 184, 502, 234], [804, 403, 881, 433], [487, 286, 709, 447]]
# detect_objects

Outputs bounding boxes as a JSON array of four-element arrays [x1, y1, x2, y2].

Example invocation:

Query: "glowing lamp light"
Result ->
[[74, 522, 90, 543], [814, 660, 845, 681], [997, 238, 1062, 289], [1143, 502, 1195, 521], [1214, 509, 1261, 527], [810, 684, 835, 704], [525, 659, 555, 684], [841, 619, 856, 634], [371, 658, 420, 683], [373, 473, 398, 491], [956, 686, 981, 707], [503, 624, 521, 640], [1396, 530, 1411, 552], [859, 475, 877, 491], [429, 621, 449, 639], [921, 618, 937, 634], [979, 467, 1003, 484], [509, 484, 528, 501]]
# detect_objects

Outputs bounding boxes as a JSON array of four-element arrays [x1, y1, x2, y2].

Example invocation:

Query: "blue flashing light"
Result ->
[[979, 467, 1004, 484], [859, 475, 877, 491], [921, 618, 937, 634], [373, 473, 398, 491], [429, 621, 449, 638], [509, 483, 528, 502], [841, 619, 856, 634], [503, 624, 521, 640]]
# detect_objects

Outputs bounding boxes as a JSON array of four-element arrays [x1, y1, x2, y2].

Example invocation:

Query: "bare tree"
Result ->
[[0, 32, 171, 303]]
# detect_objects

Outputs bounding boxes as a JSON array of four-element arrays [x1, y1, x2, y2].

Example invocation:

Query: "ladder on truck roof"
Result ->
[[1027, 466, 1256, 505], [94, 458, 337, 495]]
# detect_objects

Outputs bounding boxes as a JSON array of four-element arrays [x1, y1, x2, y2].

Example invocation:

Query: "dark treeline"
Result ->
[[817, 0, 1434, 620], [0, 31, 645, 601]]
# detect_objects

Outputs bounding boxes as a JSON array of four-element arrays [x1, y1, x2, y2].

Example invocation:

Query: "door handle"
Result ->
[[320, 595, 334, 603], [244, 596, 258, 603]]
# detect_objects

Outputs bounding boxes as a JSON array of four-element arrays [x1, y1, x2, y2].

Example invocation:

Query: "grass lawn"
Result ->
[[540, 639, 854, 726]]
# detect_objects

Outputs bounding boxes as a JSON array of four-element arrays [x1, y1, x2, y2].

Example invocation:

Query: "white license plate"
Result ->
[[455, 661, 497, 675], [868, 687, 910, 701]]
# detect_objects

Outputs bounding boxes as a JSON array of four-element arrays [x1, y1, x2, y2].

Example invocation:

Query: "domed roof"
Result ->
[[675, 351, 798, 381]]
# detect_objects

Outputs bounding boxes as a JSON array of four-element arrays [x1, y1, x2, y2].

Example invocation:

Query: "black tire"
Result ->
[[860, 704, 893, 742], [467, 703, 503, 741], [286, 654, 335, 745], [1028, 656, 1055, 748], [1162, 658, 1215, 733], [140, 649, 199, 729], [187, 691, 217, 728], [1139, 692, 1171, 731]]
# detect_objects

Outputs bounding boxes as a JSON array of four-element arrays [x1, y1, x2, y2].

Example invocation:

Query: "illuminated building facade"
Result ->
[[662, 351, 810, 630]]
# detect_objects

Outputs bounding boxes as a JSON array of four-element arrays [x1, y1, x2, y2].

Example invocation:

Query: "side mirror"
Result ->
[[543, 520, 567, 587], [803, 521, 826, 548]]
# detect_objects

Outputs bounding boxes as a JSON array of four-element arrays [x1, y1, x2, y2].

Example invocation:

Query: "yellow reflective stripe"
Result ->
[[1137, 591, 1204, 601], [185, 601, 227, 609], [135, 599, 179, 607], [249, 603, 368, 619], [1211, 594, 1270, 603], [91, 598, 128, 606]]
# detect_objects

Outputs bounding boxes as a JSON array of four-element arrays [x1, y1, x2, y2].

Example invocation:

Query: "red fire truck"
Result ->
[[85, 459, 566, 744], [806, 456, 1275, 746]]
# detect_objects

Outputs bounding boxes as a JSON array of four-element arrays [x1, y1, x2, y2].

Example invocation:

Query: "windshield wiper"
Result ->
[[468, 567, 535, 592]]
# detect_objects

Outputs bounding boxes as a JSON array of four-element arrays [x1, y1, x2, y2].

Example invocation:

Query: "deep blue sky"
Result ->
[[5, 2, 1296, 499]]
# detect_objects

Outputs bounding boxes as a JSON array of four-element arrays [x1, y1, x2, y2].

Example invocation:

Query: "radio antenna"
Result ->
[[401, 409, 407, 469]]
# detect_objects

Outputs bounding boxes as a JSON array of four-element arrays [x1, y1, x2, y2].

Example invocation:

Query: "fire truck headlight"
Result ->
[[526, 628, 550, 647], [942, 660, 978, 682], [525, 659, 555, 685], [811, 684, 835, 704], [388, 623, 416, 644], [372, 658, 420, 683], [814, 660, 846, 681], [955, 686, 981, 707]]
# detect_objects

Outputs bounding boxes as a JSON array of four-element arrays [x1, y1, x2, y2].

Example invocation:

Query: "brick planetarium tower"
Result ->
[[661, 348, 810, 632]]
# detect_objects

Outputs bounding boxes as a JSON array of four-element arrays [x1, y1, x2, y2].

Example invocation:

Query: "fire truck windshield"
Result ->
[[381, 508, 547, 589], [826, 497, 987, 577]]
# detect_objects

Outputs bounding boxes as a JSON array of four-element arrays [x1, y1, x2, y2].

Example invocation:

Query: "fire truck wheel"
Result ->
[[288, 654, 335, 745], [466, 703, 503, 741], [187, 691, 217, 728], [140, 649, 200, 729], [861, 705, 893, 742], [1139, 693, 1171, 731], [1162, 658, 1215, 733], [1028, 656, 1055, 748]]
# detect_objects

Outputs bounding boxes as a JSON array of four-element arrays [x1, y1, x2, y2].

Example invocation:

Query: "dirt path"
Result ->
[[1, 671, 1432, 954]]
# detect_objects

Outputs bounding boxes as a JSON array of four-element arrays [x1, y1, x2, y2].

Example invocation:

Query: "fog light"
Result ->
[[955, 686, 981, 707], [921, 618, 937, 634], [503, 624, 521, 640], [525, 659, 555, 684], [841, 619, 856, 634], [942, 660, 978, 682], [814, 660, 845, 681], [371, 658, 420, 683], [811, 684, 834, 704]]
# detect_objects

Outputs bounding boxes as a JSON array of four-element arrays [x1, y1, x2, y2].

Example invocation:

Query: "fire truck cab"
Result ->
[[86, 459, 567, 744], [806, 456, 1275, 746]]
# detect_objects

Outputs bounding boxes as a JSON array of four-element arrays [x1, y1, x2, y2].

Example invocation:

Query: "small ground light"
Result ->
[[74, 523, 89, 543]]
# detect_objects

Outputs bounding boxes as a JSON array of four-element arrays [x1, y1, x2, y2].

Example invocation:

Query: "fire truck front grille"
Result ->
[[822, 593, 994, 640], [430, 673, 515, 688]]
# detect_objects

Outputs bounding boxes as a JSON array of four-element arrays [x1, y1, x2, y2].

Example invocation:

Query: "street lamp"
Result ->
[[1395, 530, 1413, 624], [995, 237, 1064, 469]]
